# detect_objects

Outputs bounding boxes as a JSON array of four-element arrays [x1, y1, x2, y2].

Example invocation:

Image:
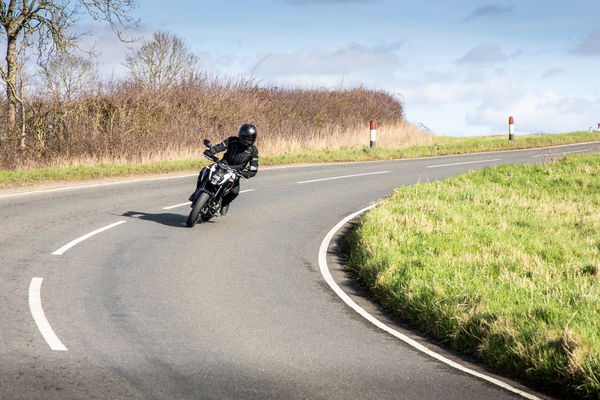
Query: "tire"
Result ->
[[187, 192, 210, 227]]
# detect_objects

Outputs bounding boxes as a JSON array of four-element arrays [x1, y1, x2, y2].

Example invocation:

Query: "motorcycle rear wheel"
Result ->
[[187, 192, 210, 227]]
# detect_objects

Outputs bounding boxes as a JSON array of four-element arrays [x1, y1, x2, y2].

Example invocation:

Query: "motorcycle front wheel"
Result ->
[[187, 192, 210, 227]]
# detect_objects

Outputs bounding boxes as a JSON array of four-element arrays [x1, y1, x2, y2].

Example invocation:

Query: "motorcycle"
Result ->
[[186, 139, 238, 227]]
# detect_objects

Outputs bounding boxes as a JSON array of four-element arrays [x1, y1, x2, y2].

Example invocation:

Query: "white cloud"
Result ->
[[466, 91, 600, 133], [405, 74, 522, 105], [400, 69, 598, 135], [74, 23, 155, 78], [253, 42, 401, 86]]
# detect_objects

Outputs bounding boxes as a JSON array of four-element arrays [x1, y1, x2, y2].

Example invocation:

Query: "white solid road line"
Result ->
[[52, 221, 126, 255], [161, 189, 256, 210], [297, 171, 390, 184], [29, 278, 68, 351], [426, 159, 503, 168], [318, 206, 542, 400]]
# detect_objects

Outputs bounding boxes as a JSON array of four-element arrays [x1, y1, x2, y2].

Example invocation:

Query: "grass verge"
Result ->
[[0, 160, 208, 187], [1, 131, 599, 189], [346, 154, 600, 398]]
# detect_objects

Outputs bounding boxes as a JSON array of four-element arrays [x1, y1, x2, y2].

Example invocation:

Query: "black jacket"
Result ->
[[207, 136, 259, 179]]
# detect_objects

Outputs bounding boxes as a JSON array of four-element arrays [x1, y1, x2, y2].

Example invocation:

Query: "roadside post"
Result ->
[[508, 116, 515, 141], [370, 120, 377, 148], [597, 123, 599, 131]]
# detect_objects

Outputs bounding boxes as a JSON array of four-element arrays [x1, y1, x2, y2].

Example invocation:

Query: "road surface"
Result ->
[[1, 141, 597, 399]]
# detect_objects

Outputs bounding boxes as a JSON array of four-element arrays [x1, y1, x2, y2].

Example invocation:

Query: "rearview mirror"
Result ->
[[203, 139, 212, 148]]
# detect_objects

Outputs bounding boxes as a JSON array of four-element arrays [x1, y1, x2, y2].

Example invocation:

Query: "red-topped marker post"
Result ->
[[370, 120, 377, 148], [508, 116, 515, 141]]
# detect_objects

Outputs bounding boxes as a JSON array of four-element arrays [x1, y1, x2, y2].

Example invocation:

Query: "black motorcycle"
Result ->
[[186, 139, 238, 227]]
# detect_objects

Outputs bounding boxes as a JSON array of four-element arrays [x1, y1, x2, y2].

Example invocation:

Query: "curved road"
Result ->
[[1, 142, 597, 399]]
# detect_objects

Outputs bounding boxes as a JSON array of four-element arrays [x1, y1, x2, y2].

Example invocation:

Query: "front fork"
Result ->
[[191, 168, 234, 209], [191, 168, 211, 203]]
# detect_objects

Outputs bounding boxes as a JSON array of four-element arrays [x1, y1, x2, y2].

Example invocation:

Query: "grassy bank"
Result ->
[[347, 154, 600, 398], [1, 131, 598, 189]]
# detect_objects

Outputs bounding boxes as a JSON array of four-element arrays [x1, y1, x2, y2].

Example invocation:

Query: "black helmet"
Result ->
[[238, 123, 257, 146]]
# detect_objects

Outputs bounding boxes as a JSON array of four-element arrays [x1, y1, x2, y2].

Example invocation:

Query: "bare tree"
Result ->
[[41, 51, 97, 101], [0, 0, 138, 143], [125, 31, 198, 91]]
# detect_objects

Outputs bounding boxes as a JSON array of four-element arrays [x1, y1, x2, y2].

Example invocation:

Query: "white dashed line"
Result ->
[[563, 149, 588, 154], [297, 171, 390, 184], [426, 159, 502, 168], [162, 189, 256, 210], [28, 278, 68, 351], [531, 149, 587, 158], [162, 202, 191, 210], [52, 221, 126, 255], [318, 206, 542, 400]]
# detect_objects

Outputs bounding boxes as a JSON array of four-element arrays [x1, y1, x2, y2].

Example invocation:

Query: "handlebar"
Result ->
[[203, 153, 219, 163], [203, 152, 248, 180]]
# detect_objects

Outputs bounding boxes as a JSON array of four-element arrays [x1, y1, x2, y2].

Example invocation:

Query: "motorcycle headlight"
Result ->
[[210, 173, 224, 185]]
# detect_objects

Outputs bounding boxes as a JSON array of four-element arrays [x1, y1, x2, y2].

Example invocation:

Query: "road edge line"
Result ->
[[318, 206, 542, 400]]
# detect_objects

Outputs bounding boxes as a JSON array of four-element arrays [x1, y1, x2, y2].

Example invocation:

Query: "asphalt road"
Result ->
[[1, 141, 598, 400]]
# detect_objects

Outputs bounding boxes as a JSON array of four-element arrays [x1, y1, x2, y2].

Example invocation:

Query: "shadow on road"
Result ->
[[122, 211, 189, 228]]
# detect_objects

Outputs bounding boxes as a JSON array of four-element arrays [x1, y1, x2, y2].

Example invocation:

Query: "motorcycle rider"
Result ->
[[190, 123, 259, 216]]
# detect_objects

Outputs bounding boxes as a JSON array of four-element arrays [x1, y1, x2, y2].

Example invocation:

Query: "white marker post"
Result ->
[[508, 116, 515, 141], [597, 123, 599, 132], [370, 120, 377, 148]]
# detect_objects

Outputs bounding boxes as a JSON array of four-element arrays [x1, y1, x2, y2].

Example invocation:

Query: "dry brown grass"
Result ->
[[0, 76, 428, 170], [259, 121, 432, 157]]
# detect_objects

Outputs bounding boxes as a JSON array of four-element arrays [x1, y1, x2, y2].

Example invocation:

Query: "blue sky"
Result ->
[[81, 0, 600, 136]]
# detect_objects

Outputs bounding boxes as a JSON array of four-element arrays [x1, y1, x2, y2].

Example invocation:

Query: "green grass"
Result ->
[[347, 154, 600, 398], [264, 131, 600, 165], [1, 131, 599, 188], [0, 160, 208, 187]]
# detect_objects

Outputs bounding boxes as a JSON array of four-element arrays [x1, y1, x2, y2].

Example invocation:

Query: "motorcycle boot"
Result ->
[[220, 204, 229, 216]]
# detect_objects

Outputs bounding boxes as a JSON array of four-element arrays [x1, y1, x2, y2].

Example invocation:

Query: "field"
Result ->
[[347, 154, 600, 398]]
